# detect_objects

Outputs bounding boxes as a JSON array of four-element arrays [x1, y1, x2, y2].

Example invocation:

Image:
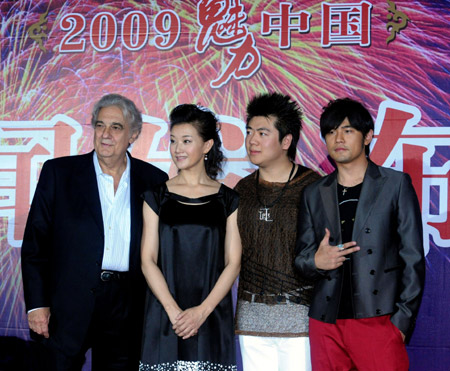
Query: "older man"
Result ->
[[21, 94, 168, 370]]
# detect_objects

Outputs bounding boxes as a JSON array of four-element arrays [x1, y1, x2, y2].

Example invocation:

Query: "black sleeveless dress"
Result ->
[[139, 183, 239, 371]]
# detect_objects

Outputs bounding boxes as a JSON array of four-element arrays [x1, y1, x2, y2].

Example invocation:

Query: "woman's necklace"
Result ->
[[256, 162, 296, 222]]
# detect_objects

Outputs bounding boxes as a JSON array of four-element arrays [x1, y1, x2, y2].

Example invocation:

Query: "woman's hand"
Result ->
[[166, 305, 183, 326], [173, 305, 210, 339]]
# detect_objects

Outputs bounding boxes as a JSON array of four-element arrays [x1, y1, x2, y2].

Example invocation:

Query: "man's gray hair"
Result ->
[[91, 94, 143, 137]]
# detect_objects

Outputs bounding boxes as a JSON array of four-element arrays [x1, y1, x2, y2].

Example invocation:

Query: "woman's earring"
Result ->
[[204, 154, 208, 161]]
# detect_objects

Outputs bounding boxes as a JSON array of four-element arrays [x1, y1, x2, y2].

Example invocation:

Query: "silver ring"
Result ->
[[337, 244, 344, 250]]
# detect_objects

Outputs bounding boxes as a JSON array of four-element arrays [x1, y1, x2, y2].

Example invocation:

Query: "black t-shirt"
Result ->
[[337, 182, 362, 319]]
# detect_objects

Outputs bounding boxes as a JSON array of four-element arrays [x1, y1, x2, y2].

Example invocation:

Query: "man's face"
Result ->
[[324, 118, 373, 165], [245, 115, 291, 168], [93, 105, 137, 164]]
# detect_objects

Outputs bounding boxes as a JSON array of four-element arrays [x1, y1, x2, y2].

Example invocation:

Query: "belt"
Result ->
[[100, 270, 129, 282], [241, 290, 304, 305]]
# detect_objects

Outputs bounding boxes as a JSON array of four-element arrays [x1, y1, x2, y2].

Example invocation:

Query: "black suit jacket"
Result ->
[[21, 151, 168, 355], [295, 161, 425, 342]]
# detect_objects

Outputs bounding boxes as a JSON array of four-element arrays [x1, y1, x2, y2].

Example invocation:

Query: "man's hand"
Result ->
[[173, 306, 208, 340], [314, 228, 360, 270], [28, 307, 51, 338]]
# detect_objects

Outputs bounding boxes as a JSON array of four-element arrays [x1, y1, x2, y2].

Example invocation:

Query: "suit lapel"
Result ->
[[75, 151, 104, 234], [319, 171, 342, 243], [129, 155, 144, 271], [352, 161, 386, 241]]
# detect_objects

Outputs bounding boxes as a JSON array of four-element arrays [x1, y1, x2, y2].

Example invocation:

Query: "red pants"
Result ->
[[309, 316, 409, 371]]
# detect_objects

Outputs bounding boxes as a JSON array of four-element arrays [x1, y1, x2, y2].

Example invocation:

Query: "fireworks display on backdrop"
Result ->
[[2, 1, 448, 166]]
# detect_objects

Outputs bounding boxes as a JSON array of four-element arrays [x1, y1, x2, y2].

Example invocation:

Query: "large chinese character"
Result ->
[[261, 2, 311, 49], [321, 1, 372, 47], [196, 0, 261, 88], [0, 116, 81, 247], [371, 100, 450, 256], [210, 33, 261, 88]]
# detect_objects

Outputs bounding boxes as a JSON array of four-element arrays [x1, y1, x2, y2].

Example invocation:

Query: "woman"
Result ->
[[140, 104, 241, 371]]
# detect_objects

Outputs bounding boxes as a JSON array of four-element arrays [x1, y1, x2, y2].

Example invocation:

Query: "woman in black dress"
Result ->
[[140, 104, 241, 370]]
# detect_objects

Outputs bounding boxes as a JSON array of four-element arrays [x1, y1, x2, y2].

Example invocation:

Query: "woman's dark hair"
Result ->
[[169, 104, 225, 179], [320, 98, 374, 156]]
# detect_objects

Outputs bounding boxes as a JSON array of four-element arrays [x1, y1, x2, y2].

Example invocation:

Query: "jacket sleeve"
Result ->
[[390, 173, 425, 341], [295, 186, 327, 280], [21, 161, 55, 312]]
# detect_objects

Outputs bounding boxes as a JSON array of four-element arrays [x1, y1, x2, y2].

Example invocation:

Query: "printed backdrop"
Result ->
[[1, 1, 449, 369]]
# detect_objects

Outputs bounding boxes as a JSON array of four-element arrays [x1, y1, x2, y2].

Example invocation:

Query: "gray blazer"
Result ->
[[295, 161, 425, 342]]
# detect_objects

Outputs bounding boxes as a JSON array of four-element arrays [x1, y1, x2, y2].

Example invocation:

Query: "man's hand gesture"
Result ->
[[314, 228, 360, 270]]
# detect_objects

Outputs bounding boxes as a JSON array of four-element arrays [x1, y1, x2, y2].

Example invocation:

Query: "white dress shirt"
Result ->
[[94, 152, 131, 271]]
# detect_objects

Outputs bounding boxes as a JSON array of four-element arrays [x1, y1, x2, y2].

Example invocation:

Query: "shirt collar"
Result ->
[[93, 151, 131, 182]]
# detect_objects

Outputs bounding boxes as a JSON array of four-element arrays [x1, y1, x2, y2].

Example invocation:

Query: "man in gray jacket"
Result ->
[[295, 98, 425, 371]]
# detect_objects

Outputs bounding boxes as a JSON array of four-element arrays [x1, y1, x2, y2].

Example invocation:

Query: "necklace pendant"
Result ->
[[342, 187, 348, 195], [258, 207, 273, 222]]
